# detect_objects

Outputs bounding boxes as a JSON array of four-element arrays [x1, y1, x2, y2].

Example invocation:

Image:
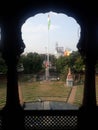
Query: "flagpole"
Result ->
[[45, 32, 49, 81], [47, 27, 49, 80], [45, 14, 50, 81]]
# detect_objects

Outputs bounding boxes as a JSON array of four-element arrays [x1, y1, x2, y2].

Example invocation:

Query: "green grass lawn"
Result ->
[[0, 80, 72, 109], [73, 75, 98, 107], [0, 82, 6, 109], [0, 75, 98, 110], [20, 81, 72, 102], [96, 76, 98, 105], [73, 85, 84, 107]]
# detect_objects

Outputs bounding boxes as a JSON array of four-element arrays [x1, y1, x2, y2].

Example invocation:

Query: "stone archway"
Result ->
[[0, 1, 98, 130]]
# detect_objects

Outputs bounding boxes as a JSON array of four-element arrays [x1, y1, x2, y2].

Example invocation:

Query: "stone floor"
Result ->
[[24, 101, 79, 110]]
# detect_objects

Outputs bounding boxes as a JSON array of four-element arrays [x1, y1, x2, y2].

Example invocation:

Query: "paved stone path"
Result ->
[[67, 86, 77, 104], [24, 101, 78, 110], [18, 86, 24, 105]]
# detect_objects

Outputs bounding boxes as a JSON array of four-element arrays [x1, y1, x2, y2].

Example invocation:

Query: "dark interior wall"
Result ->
[[0, 1, 98, 130]]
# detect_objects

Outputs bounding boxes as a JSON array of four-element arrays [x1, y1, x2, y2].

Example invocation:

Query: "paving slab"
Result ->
[[24, 102, 44, 110], [24, 101, 78, 110], [50, 102, 78, 110]]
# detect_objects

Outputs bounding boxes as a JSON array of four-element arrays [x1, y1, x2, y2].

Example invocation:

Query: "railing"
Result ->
[[24, 110, 78, 130], [0, 110, 79, 130]]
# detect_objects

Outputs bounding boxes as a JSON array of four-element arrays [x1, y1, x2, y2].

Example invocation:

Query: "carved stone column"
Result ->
[[83, 59, 96, 107], [77, 19, 97, 108], [1, 17, 25, 130], [77, 18, 98, 129]]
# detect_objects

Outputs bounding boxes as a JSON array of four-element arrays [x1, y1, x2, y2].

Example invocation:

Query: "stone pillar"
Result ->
[[83, 59, 96, 107], [77, 19, 98, 129], [77, 19, 97, 108], [78, 59, 98, 129], [1, 17, 25, 130]]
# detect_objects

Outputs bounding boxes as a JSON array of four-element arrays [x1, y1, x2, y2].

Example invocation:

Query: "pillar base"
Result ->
[[2, 104, 24, 130], [78, 105, 98, 129]]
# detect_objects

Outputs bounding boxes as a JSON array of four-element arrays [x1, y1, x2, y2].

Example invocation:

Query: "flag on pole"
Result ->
[[48, 14, 51, 30]]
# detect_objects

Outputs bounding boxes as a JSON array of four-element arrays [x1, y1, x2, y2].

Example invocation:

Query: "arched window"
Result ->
[[18, 11, 84, 110]]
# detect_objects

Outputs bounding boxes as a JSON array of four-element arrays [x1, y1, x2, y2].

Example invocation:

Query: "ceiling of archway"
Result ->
[[0, 1, 98, 23]]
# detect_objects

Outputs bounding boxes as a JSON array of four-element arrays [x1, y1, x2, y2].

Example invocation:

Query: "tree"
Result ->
[[55, 51, 84, 81], [19, 52, 43, 74], [69, 51, 84, 73]]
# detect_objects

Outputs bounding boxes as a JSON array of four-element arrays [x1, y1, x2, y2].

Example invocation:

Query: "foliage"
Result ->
[[0, 51, 85, 77], [19, 52, 43, 74], [55, 51, 85, 80], [71, 51, 85, 73]]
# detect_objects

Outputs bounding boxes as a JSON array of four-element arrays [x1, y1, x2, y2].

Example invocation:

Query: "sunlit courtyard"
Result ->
[[0, 76, 83, 110]]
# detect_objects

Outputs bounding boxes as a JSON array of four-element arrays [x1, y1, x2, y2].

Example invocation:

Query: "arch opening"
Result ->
[[18, 11, 84, 110]]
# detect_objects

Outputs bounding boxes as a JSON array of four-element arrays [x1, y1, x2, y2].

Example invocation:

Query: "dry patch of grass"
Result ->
[[1, 75, 98, 110], [96, 76, 98, 105], [73, 85, 84, 107], [0, 82, 6, 109], [20, 81, 72, 102]]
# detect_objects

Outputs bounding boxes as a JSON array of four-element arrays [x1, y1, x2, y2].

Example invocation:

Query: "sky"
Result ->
[[21, 11, 80, 55]]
